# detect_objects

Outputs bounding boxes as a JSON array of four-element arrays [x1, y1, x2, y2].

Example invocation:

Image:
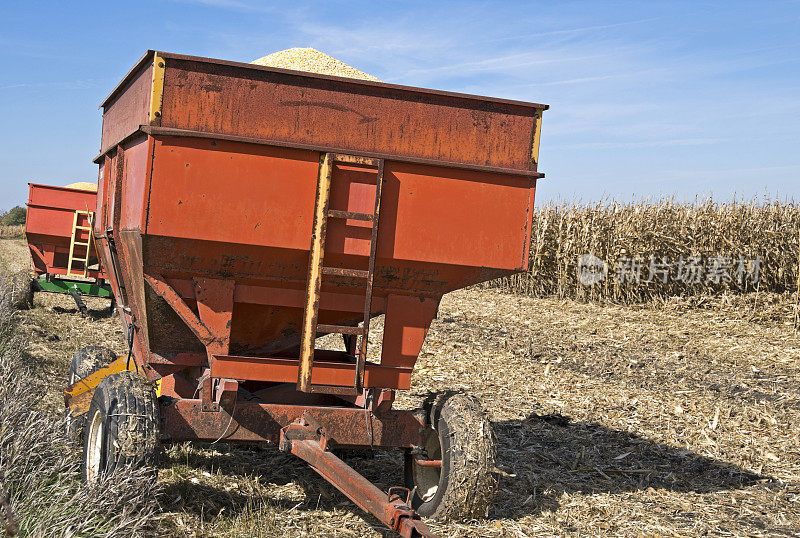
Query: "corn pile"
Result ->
[[251, 48, 381, 81], [65, 182, 97, 192]]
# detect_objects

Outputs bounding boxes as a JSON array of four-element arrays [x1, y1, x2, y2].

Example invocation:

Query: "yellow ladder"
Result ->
[[298, 153, 384, 395], [67, 210, 96, 277]]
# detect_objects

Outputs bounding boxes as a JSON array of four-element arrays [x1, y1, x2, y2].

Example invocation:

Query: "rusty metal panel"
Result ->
[[161, 399, 424, 448], [144, 273, 216, 347], [381, 295, 440, 369], [119, 135, 150, 232], [100, 55, 153, 156], [117, 229, 150, 362], [166, 277, 388, 313], [193, 277, 235, 355], [99, 51, 547, 173], [95, 155, 127, 304], [95, 163, 106, 231], [378, 161, 534, 269], [145, 136, 319, 246], [159, 54, 540, 172]]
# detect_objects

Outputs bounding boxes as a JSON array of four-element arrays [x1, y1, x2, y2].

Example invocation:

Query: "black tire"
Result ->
[[404, 392, 498, 521], [66, 346, 117, 443], [69, 346, 118, 384], [82, 371, 160, 482]]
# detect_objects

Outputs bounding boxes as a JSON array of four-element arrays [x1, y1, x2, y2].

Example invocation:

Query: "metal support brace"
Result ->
[[279, 418, 436, 538], [67, 285, 89, 317]]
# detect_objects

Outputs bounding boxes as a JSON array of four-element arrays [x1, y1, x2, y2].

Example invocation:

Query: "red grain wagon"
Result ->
[[25, 183, 112, 313], [64, 50, 547, 537]]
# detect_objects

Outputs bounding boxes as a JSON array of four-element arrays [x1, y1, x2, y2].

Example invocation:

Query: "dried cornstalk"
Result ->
[[795, 227, 800, 331], [487, 197, 800, 303]]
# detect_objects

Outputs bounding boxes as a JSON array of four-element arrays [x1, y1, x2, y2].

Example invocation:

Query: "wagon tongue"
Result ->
[[280, 417, 438, 538]]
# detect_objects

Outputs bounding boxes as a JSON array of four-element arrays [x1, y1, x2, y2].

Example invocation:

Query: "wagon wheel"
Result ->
[[65, 346, 117, 444], [404, 391, 498, 521], [83, 371, 160, 482]]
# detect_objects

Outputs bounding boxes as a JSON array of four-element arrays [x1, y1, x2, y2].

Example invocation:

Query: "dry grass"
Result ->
[[492, 198, 800, 303], [402, 289, 800, 536], [0, 270, 158, 537]]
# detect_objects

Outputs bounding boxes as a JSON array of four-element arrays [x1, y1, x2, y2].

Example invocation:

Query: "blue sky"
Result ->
[[1, 1, 798, 208]]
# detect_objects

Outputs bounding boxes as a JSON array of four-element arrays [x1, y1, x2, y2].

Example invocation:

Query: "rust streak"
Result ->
[[280, 100, 379, 124]]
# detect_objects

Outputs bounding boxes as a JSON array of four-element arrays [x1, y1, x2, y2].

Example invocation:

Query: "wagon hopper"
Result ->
[[64, 50, 547, 537], [25, 183, 112, 313]]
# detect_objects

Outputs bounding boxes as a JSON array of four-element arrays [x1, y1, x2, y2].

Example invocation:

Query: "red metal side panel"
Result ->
[[25, 184, 96, 241], [144, 136, 533, 271], [95, 162, 106, 223], [377, 162, 533, 269], [100, 61, 152, 156], [25, 203, 74, 241], [27, 184, 96, 210], [96, 157, 123, 300], [381, 295, 439, 369], [145, 137, 319, 247], [119, 136, 150, 232], [158, 55, 540, 172], [97, 156, 110, 232]]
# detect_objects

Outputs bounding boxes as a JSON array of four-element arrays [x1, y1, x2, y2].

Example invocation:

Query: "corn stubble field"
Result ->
[[1, 199, 800, 537], [493, 199, 800, 302]]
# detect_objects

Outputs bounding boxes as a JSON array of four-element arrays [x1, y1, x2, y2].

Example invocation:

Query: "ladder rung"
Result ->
[[327, 209, 374, 221], [331, 154, 381, 167], [317, 324, 362, 335], [73, 242, 90, 247], [321, 267, 370, 278], [75, 226, 92, 231]]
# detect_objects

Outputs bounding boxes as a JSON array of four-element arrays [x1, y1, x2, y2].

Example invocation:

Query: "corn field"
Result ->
[[491, 198, 800, 303], [0, 226, 23, 240]]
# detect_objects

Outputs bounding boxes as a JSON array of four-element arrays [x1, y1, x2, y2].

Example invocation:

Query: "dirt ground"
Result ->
[[4, 237, 799, 537]]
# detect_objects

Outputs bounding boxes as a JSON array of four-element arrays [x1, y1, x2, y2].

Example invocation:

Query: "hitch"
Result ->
[[280, 418, 437, 538]]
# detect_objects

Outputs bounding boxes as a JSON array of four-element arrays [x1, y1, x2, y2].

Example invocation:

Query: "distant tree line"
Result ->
[[0, 206, 26, 226]]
